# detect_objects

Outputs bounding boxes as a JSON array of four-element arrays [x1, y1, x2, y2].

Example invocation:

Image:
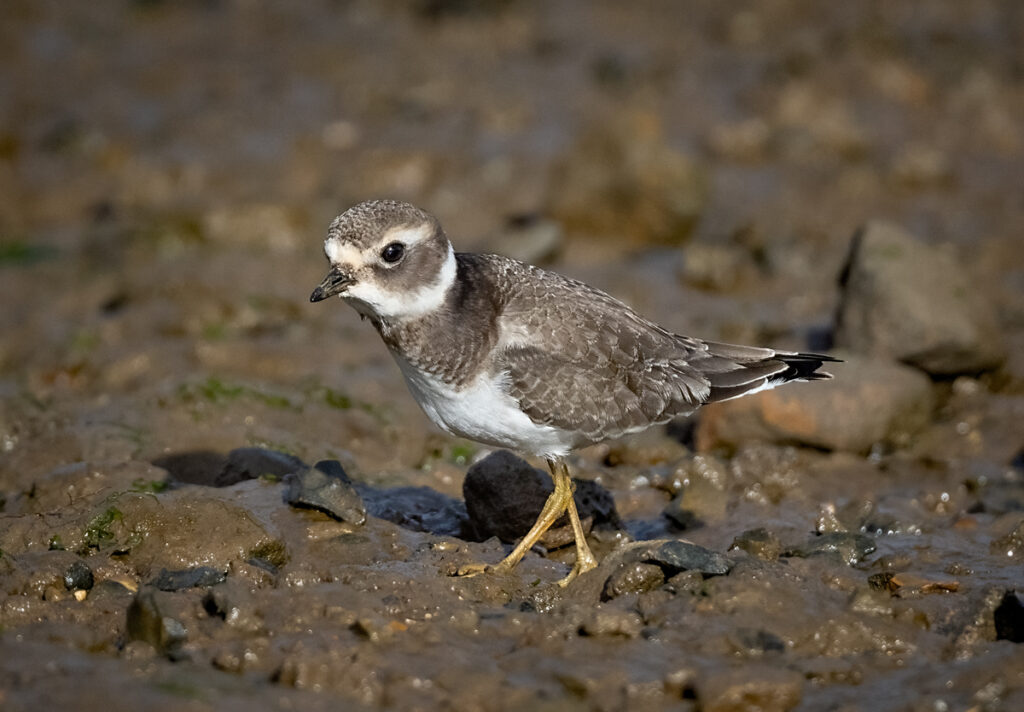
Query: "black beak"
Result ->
[[310, 268, 355, 303]]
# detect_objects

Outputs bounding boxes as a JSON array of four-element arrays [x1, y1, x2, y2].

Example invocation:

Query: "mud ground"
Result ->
[[2, 2, 1023, 711]]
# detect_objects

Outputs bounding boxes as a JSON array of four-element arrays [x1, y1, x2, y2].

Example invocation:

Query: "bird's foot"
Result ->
[[556, 548, 599, 588], [453, 561, 492, 578]]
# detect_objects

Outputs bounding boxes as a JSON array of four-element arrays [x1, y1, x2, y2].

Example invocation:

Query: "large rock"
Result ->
[[834, 221, 1005, 375], [696, 355, 933, 454], [462, 450, 619, 546]]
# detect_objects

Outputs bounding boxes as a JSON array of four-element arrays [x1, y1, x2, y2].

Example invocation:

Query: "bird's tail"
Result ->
[[698, 341, 840, 404]]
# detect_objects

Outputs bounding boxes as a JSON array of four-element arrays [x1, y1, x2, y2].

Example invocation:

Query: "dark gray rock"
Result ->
[[62, 559, 94, 591], [994, 591, 1024, 643], [645, 540, 731, 576], [463, 451, 552, 542], [462, 450, 620, 544], [786, 532, 877, 566], [285, 460, 366, 525], [361, 485, 467, 538], [150, 566, 226, 591], [834, 220, 1005, 375]]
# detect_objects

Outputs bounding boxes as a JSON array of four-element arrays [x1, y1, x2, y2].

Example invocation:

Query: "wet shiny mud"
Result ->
[[2, 2, 1024, 711]]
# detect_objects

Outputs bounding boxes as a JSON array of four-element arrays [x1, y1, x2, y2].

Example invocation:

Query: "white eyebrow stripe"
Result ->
[[381, 223, 433, 248]]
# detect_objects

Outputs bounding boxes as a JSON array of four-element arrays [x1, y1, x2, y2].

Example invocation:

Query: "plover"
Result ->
[[311, 200, 837, 585]]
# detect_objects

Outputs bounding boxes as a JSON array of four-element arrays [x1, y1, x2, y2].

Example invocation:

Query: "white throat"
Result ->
[[344, 242, 457, 321]]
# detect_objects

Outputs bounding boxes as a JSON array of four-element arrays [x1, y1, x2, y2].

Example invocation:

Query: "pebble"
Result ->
[[285, 460, 366, 525], [150, 566, 226, 591], [834, 220, 1005, 375], [62, 560, 94, 591], [645, 540, 732, 576]]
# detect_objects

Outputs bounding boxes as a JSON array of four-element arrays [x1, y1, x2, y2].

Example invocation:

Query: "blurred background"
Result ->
[[3, 2, 1021, 460]]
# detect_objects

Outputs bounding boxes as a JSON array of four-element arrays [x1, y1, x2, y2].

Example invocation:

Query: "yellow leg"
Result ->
[[553, 458, 598, 587], [456, 456, 599, 585]]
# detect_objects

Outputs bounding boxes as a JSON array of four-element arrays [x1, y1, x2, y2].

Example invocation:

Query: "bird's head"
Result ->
[[310, 200, 456, 321]]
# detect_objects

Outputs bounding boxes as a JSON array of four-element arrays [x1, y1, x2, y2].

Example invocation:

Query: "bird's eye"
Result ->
[[381, 242, 405, 264]]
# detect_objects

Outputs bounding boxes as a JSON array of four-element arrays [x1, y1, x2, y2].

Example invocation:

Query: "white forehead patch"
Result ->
[[324, 238, 364, 268]]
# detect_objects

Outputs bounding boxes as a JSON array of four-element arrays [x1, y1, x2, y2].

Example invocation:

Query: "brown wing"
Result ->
[[489, 260, 712, 445], [483, 256, 837, 446]]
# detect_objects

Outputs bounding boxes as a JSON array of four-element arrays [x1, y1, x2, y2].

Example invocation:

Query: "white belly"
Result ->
[[391, 353, 572, 458]]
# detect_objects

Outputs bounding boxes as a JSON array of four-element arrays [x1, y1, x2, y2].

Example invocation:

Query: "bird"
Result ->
[[310, 200, 837, 585]]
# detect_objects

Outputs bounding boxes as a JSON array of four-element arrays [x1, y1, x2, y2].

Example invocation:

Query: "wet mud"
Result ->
[[2, 2, 1024, 710]]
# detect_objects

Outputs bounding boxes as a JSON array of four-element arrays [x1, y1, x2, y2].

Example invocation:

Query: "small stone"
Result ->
[[150, 566, 226, 591], [63, 560, 94, 591], [993, 591, 1024, 643], [786, 532, 876, 566], [834, 220, 1005, 375], [285, 460, 366, 525], [646, 540, 731, 576], [729, 528, 782, 561], [601, 562, 666, 601]]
